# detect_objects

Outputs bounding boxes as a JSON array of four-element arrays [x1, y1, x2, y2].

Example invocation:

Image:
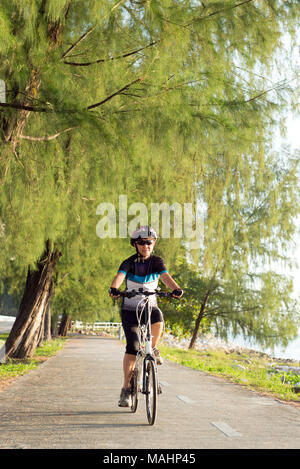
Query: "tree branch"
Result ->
[[242, 192, 272, 226], [204, 305, 260, 317], [61, 0, 127, 59], [63, 41, 157, 66], [20, 127, 75, 141], [185, 0, 255, 26], [245, 78, 294, 106], [1, 78, 146, 113], [0, 102, 48, 112], [61, 26, 97, 59], [87, 77, 145, 110]]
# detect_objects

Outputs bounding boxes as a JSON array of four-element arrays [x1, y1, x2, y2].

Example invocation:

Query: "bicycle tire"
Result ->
[[130, 368, 139, 413], [145, 359, 157, 425]]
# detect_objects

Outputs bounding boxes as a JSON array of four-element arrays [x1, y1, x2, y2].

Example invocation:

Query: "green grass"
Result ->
[[0, 334, 67, 384], [160, 345, 300, 403], [34, 338, 67, 357]]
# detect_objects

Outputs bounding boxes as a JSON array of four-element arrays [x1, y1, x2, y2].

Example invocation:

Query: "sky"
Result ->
[[279, 33, 300, 295], [280, 114, 300, 297], [230, 114, 300, 360]]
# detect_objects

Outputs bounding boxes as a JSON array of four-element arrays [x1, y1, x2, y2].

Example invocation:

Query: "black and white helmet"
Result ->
[[130, 225, 158, 246]]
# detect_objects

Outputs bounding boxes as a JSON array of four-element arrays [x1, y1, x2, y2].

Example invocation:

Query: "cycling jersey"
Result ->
[[118, 253, 168, 311]]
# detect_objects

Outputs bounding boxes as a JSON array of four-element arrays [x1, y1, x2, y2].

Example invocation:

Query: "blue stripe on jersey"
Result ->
[[127, 272, 159, 284], [159, 269, 168, 275], [118, 270, 127, 275]]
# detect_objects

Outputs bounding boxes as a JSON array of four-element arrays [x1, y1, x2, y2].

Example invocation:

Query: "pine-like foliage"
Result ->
[[0, 1, 299, 351]]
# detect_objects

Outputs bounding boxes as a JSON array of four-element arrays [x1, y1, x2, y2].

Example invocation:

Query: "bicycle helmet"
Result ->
[[130, 225, 158, 246]]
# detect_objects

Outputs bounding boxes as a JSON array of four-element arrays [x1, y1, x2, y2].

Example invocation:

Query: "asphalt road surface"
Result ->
[[0, 335, 299, 449]]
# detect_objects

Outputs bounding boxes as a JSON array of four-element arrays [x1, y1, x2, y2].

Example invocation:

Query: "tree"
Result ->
[[164, 256, 300, 350], [167, 145, 300, 348], [58, 311, 71, 337], [0, 0, 299, 359], [4, 241, 61, 358], [43, 303, 52, 342]]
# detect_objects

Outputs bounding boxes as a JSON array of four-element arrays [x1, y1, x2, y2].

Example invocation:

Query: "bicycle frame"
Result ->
[[135, 295, 156, 395]]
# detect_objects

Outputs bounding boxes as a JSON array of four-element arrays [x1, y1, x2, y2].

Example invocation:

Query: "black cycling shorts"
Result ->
[[121, 308, 164, 356]]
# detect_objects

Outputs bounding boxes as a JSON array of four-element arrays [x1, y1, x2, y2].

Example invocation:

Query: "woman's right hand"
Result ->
[[109, 287, 121, 298]]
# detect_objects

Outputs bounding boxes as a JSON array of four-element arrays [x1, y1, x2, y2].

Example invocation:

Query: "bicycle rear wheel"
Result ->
[[130, 368, 139, 413], [145, 359, 157, 425]]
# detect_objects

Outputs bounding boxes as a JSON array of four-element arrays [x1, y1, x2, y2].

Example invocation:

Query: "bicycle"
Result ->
[[120, 288, 174, 425]]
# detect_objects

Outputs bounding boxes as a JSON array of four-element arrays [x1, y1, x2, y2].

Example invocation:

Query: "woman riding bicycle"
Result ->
[[109, 225, 183, 407]]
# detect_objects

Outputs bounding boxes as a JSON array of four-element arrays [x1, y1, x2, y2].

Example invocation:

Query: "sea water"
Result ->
[[228, 330, 300, 361]]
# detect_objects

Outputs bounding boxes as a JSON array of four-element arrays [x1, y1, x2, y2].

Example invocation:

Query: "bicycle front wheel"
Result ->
[[145, 359, 157, 425]]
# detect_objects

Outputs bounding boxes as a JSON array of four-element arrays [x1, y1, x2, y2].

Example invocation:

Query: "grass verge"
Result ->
[[0, 333, 67, 391], [160, 345, 300, 404]]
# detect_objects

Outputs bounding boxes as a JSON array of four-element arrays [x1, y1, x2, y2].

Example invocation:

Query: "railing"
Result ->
[[71, 321, 123, 340]]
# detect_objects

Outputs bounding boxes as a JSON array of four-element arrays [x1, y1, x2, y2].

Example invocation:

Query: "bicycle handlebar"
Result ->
[[119, 288, 174, 299]]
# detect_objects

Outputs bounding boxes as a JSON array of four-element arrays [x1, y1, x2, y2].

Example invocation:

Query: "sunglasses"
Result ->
[[136, 240, 154, 246]]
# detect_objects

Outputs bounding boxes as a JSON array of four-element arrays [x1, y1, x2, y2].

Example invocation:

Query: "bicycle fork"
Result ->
[[142, 355, 155, 395]]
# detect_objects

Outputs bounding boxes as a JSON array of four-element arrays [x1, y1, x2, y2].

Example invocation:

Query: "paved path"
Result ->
[[0, 336, 299, 449]]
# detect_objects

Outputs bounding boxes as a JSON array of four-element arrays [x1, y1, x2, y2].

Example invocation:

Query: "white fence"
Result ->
[[71, 321, 123, 339], [0, 315, 16, 334]]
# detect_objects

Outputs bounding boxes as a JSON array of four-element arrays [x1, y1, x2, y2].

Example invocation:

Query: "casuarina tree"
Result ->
[[0, 1, 299, 358]]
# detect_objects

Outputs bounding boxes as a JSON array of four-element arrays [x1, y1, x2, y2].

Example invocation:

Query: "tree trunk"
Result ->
[[2, 70, 41, 150], [188, 284, 214, 349], [43, 303, 52, 342], [37, 309, 45, 348], [1, 2, 69, 149], [58, 311, 71, 337], [37, 302, 52, 346], [188, 308, 205, 349], [4, 241, 61, 359], [51, 311, 59, 337]]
